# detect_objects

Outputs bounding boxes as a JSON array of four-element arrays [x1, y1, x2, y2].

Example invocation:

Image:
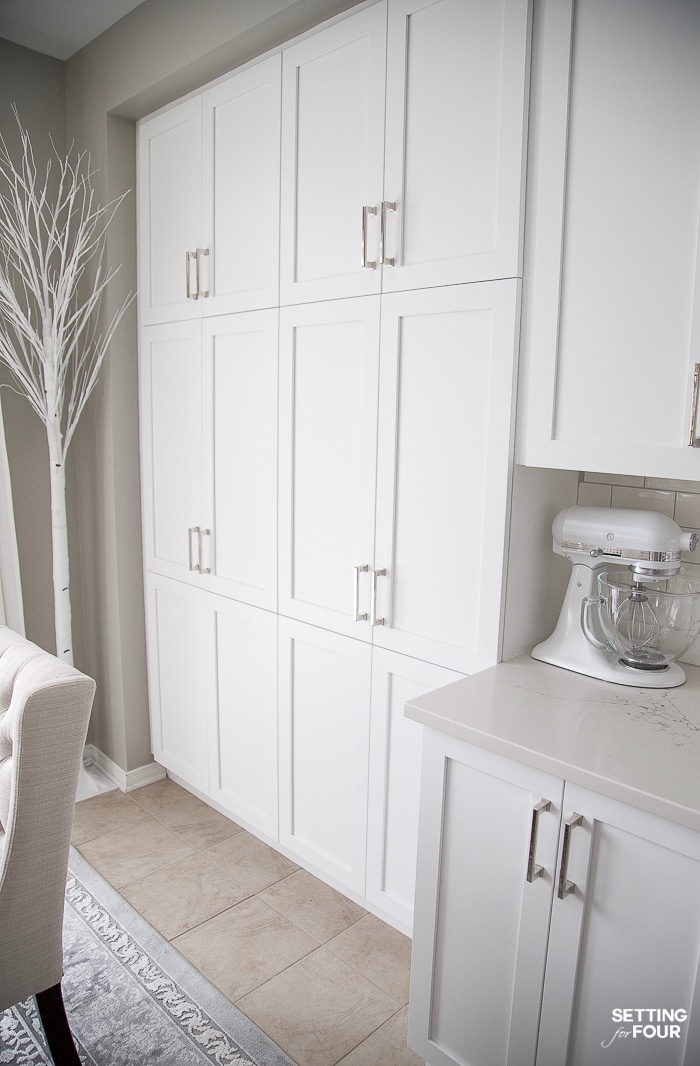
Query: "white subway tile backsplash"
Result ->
[[610, 486, 675, 516], [584, 471, 644, 487], [645, 477, 700, 493], [577, 481, 612, 507], [675, 493, 700, 529]]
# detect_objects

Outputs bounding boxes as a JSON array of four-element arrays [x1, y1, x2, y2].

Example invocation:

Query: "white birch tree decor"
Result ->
[[0, 118, 132, 664]]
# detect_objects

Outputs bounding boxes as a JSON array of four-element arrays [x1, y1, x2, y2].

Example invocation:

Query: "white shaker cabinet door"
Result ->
[[201, 55, 281, 316], [409, 730, 563, 1066], [278, 297, 380, 640], [537, 783, 700, 1066], [373, 281, 520, 674], [138, 97, 202, 325], [279, 3, 387, 304], [519, 0, 700, 479], [200, 310, 278, 611], [382, 0, 531, 292], [366, 650, 465, 934], [140, 320, 203, 584], [278, 618, 372, 895], [208, 595, 278, 840], [145, 574, 210, 793]]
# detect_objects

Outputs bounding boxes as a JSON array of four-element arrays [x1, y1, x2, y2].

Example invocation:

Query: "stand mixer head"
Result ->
[[532, 506, 700, 687]]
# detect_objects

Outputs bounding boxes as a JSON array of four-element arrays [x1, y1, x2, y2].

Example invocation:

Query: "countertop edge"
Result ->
[[405, 655, 700, 834]]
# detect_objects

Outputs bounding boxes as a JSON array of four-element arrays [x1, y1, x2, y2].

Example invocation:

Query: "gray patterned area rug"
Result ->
[[0, 848, 295, 1065]]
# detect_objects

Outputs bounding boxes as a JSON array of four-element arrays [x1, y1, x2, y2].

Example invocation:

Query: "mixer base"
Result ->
[[531, 641, 687, 688]]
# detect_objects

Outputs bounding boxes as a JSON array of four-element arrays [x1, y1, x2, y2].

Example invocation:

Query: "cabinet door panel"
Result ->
[[140, 321, 203, 581], [374, 282, 519, 673], [280, 4, 386, 304], [367, 651, 464, 933], [202, 56, 281, 315], [145, 575, 209, 792], [519, 0, 700, 479], [409, 732, 563, 1066], [383, 0, 530, 291], [278, 619, 371, 893], [538, 783, 700, 1066], [209, 596, 278, 838], [278, 298, 379, 638], [201, 311, 277, 609], [138, 98, 202, 324]]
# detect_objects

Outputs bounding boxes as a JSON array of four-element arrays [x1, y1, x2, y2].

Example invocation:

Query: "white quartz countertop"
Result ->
[[405, 654, 700, 832]]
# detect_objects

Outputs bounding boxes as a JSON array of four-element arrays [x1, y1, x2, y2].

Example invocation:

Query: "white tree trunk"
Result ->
[[47, 420, 73, 665]]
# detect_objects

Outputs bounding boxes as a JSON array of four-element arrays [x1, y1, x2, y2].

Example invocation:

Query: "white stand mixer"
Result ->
[[532, 506, 699, 688]]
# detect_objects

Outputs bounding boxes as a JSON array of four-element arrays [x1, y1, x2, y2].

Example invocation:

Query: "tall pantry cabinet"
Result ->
[[137, 0, 532, 932]]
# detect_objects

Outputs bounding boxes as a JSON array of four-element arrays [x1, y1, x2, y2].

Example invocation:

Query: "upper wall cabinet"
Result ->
[[279, 4, 387, 304], [138, 54, 281, 324], [138, 97, 201, 325], [518, 0, 700, 480], [382, 0, 531, 294], [279, 0, 532, 305]]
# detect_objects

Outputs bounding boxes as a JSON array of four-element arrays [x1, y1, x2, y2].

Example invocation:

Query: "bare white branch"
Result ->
[[0, 112, 135, 663]]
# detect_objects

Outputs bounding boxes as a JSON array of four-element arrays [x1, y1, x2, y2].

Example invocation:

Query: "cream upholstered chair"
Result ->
[[0, 626, 96, 1065]]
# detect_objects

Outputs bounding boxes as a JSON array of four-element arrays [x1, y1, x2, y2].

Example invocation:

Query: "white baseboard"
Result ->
[[83, 744, 167, 794]]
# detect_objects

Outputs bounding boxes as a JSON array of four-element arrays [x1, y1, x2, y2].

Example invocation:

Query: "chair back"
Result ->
[[0, 627, 95, 1011]]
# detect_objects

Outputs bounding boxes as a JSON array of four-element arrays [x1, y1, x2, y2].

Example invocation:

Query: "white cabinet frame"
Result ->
[[278, 617, 372, 895], [382, 0, 532, 292], [409, 729, 563, 1066], [518, 0, 700, 479], [140, 311, 278, 611], [279, 4, 387, 305], [138, 54, 281, 324], [367, 650, 464, 933]]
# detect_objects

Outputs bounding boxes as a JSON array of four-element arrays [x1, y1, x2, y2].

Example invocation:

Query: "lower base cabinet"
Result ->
[[277, 618, 373, 898], [145, 576, 211, 795], [409, 728, 700, 1066], [146, 575, 464, 932], [366, 648, 465, 930], [277, 617, 464, 931], [145, 574, 278, 839]]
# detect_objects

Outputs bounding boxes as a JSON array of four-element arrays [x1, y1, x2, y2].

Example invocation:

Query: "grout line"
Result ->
[[74, 789, 415, 1064]]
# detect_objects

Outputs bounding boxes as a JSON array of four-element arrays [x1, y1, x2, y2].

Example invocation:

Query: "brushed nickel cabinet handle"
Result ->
[[557, 812, 583, 899], [188, 526, 200, 571], [370, 568, 386, 626], [526, 799, 551, 883], [380, 200, 396, 266], [196, 248, 210, 298], [186, 250, 197, 299], [361, 205, 377, 269], [688, 363, 699, 447], [198, 527, 211, 574], [353, 564, 369, 621]]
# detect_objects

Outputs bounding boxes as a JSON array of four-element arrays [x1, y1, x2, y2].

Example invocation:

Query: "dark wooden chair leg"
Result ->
[[35, 982, 81, 1066]]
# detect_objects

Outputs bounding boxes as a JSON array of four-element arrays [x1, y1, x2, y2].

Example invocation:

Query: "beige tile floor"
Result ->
[[72, 777, 424, 1066]]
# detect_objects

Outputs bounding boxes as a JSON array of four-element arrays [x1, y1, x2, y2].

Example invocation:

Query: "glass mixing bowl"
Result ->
[[583, 569, 700, 670]]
